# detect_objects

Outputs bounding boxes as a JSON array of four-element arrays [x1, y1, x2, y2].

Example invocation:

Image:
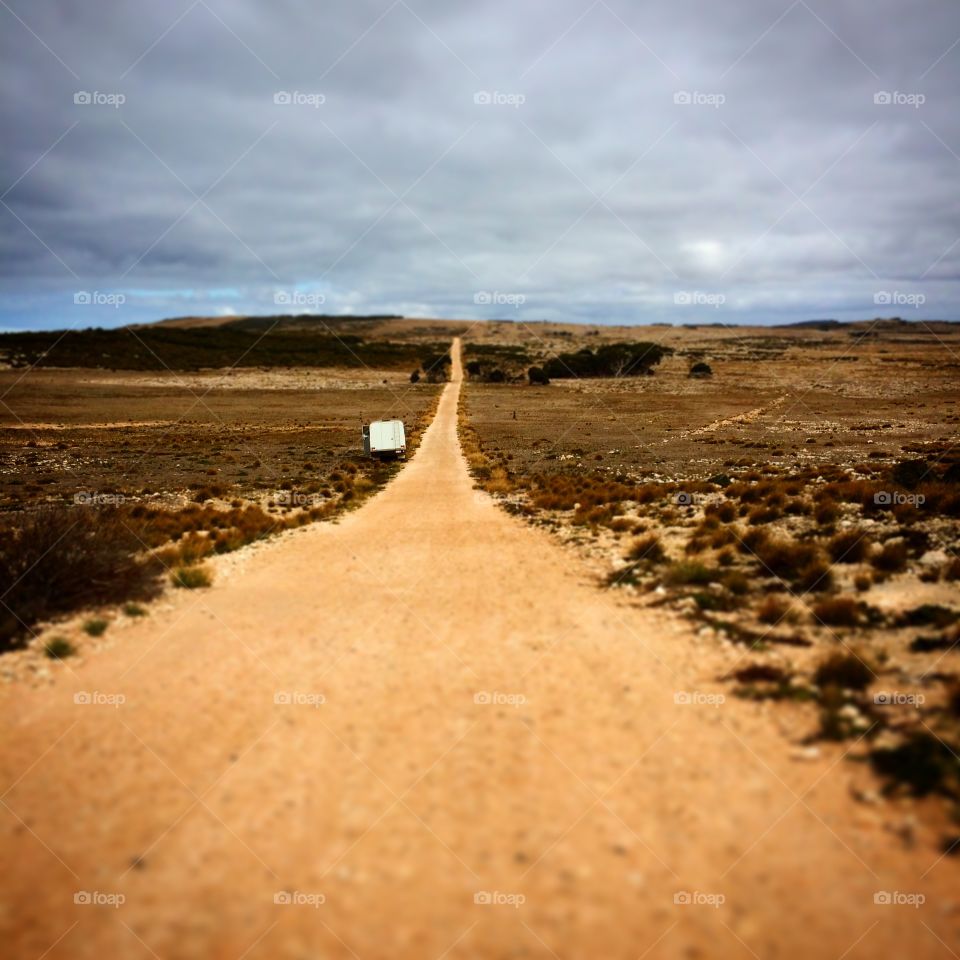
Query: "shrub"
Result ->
[[812, 596, 861, 627], [484, 467, 514, 496], [83, 618, 108, 637], [870, 733, 960, 797], [748, 505, 781, 525], [173, 533, 215, 565], [757, 595, 790, 625], [574, 504, 616, 526], [752, 536, 819, 581], [123, 603, 147, 617], [43, 636, 75, 659], [626, 534, 665, 564], [814, 652, 874, 691], [663, 561, 717, 586], [911, 632, 960, 653], [898, 528, 930, 556], [814, 501, 839, 525], [890, 459, 930, 490], [795, 560, 834, 593], [0, 507, 161, 652], [171, 566, 212, 589], [527, 366, 550, 385], [730, 664, 788, 684], [707, 500, 737, 523], [689, 361, 713, 378], [872, 540, 908, 573], [716, 547, 735, 567], [899, 604, 959, 628], [828, 529, 871, 563], [722, 570, 750, 595], [739, 527, 769, 555]]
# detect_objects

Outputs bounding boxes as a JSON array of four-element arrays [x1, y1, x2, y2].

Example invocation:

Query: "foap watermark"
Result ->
[[74, 90, 125, 108], [474, 891, 525, 908], [473, 90, 525, 107], [474, 291, 525, 308], [74, 291, 125, 308], [474, 691, 527, 707], [674, 491, 697, 507], [874, 91, 925, 108], [274, 890, 325, 907], [674, 291, 725, 308], [275, 491, 320, 507], [874, 491, 925, 507], [874, 891, 925, 908], [274, 290, 326, 309], [74, 891, 125, 908], [674, 890, 725, 908], [74, 491, 126, 506], [674, 90, 725, 108], [874, 290, 925, 308], [874, 691, 925, 707], [274, 691, 325, 708], [274, 90, 325, 107], [674, 691, 725, 707], [74, 691, 125, 708]]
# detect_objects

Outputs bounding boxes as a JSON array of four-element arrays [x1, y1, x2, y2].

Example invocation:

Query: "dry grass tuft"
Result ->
[[828, 529, 872, 563], [872, 540, 908, 573], [812, 596, 861, 627], [757, 595, 790, 625]]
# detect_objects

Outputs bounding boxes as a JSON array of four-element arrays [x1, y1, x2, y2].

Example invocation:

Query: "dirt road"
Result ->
[[1, 339, 956, 958]]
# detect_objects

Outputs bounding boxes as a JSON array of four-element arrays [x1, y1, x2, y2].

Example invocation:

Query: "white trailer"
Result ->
[[362, 419, 406, 459]]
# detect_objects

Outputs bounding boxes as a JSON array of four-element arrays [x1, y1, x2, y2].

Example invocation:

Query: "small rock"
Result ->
[[790, 746, 821, 762], [851, 786, 881, 805], [887, 814, 917, 847]]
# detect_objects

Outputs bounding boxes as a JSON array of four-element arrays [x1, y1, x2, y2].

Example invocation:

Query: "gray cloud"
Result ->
[[1, 0, 958, 329]]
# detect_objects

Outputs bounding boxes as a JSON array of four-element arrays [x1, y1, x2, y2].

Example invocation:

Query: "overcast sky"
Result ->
[[1, 0, 958, 329]]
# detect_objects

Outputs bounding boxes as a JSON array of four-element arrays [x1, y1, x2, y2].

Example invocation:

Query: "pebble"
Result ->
[[851, 786, 881, 805]]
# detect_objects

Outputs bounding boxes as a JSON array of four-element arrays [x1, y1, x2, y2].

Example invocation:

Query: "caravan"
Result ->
[[362, 419, 406, 459]]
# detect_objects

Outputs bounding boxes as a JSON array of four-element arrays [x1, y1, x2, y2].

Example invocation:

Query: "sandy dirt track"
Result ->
[[1, 340, 957, 959]]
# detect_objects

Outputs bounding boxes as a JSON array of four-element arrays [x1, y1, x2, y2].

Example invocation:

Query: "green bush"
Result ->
[[44, 636, 75, 659], [83, 618, 108, 637]]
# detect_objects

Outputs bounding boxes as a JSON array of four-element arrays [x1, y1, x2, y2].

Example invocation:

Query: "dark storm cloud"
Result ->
[[0, 0, 958, 329]]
